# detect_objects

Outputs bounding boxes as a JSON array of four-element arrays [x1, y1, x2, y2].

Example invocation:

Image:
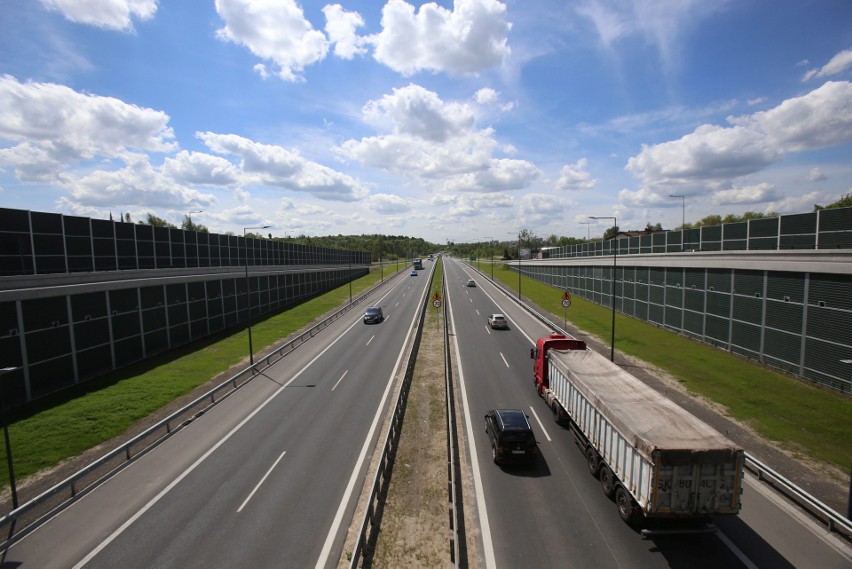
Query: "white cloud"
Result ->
[[40, 0, 157, 31], [215, 0, 329, 82], [368, 0, 511, 76], [626, 81, 852, 188], [198, 131, 368, 201], [554, 158, 598, 191], [323, 4, 367, 59], [66, 153, 216, 209], [362, 84, 475, 141], [162, 151, 241, 186], [368, 193, 412, 214], [711, 182, 777, 205], [0, 75, 176, 181], [443, 158, 540, 193], [807, 167, 826, 182], [802, 47, 852, 81]]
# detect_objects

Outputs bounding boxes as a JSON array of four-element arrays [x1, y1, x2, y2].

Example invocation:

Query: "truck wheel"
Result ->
[[616, 486, 638, 525], [600, 465, 616, 498], [551, 403, 561, 424], [586, 447, 599, 477]]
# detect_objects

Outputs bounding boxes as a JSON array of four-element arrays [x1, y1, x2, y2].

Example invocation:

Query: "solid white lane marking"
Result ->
[[331, 370, 349, 391], [237, 451, 287, 513], [500, 352, 510, 368], [314, 282, 426, 569], [447, 272, 497, 569], [74, 298, 379, 569], [714, 527, 759, 569], [528, 407, 551, 442]]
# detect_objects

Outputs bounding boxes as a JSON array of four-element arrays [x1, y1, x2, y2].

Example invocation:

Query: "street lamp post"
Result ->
[[670, 194, 685, 250], [186, 210, 203, 230], [590, 216, 617, 362], [0, 366, 18, 508], [244, 225, 270, 369]]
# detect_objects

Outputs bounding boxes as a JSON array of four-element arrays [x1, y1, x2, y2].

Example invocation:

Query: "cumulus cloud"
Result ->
[[198, 131, 368, 201], [626, 81, 852, 188], [66, 153, 215, 209], [368, 193, 412, 214], [711, 183, 778, 205], [323, 4, 367, 59], [802, 47, 852, 82], [339, 84, 538, 192], [215, 0, 329, 82], [807, 167, 826, 182], [554, 158, 597, 191], [368, 0, 511, 76], [0, 75, 175, 181], [40, 0, 157, 31], [162, 151, 241, 186]]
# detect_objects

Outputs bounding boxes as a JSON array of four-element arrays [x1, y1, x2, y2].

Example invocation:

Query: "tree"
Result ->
[[814, 192, 852, 211], [603, 225, 620, 240], [181, 215, 208, 233], [141, 213, 176, 228], [644, 222, 662, 231]]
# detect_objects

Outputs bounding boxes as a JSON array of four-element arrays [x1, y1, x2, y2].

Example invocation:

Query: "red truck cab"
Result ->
[[530, 333, 586, 395]]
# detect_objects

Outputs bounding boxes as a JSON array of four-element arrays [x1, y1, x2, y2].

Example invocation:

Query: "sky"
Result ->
[[1, 1, 851, 244]]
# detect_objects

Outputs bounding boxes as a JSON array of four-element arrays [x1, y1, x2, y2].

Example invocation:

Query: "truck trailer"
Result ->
[[531, 333, 744, 528]]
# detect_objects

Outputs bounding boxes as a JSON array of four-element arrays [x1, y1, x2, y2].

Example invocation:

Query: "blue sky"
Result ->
[[1, 1, 851, 243]]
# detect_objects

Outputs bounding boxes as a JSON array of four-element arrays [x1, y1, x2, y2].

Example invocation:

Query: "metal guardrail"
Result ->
[[475, 262, 852, 540], [0, 270, 400, 543], [349, 263, 433, 567], [745, 455, 852, 537], [443, 270, 462, 567]]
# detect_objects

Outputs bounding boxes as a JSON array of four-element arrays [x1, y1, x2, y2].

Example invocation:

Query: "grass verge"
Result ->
[[1, 266, 392, 490], [488, 263, 851, 474]]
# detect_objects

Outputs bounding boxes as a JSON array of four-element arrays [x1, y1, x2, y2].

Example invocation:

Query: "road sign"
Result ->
[[562, 299, 572, 308], [562, 291, 571, 301], [433, 299, 442, 308]]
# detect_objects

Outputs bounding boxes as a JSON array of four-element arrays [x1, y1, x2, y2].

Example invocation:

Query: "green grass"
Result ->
[[488, 263, 852, 474], [1, 265, 393, 489]]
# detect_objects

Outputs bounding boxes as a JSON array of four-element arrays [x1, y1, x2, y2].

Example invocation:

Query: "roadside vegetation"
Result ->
[[486, 263, 851, 475], [0, 265, 393, 491]]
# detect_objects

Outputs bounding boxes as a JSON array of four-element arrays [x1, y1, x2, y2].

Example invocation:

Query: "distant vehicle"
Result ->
[[466, 279, 475, 287], [484, 409, 538, 466], [531, 333, 744, 527], [413, 258, 423, 270], [410, 270, 417, 276], [363, 306, 384, 324], [488, 313, 508, 329]]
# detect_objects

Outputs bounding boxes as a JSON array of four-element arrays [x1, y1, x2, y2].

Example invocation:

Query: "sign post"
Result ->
[[432, 292, 442, 330], [561, 291, 572, 331]]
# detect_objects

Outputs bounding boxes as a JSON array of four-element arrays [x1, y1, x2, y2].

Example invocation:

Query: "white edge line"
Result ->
[[74, 288, 391, 569], [447, 270, 497, 569], [313, 275, 430, 568], [237, 450, 287, 513]]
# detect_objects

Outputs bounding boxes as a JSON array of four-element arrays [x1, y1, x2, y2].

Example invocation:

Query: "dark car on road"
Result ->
[[484, 409, 539, 466], [363, 306, 384, 324]]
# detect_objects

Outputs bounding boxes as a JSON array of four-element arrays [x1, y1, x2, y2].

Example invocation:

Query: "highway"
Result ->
[[3, 264, 433, 568], [442, 256, 851, 569]]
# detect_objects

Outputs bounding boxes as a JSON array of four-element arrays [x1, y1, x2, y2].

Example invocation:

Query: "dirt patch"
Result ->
[[367, 307, 455, 568]]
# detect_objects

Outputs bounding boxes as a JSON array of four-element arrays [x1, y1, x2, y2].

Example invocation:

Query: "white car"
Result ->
[[488, 313, 508, 329], [466, 279, 476, 287]]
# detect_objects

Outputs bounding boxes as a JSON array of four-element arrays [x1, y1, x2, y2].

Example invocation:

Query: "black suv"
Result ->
[[363, 306, 384, 324], [484, 409, 539, 466]]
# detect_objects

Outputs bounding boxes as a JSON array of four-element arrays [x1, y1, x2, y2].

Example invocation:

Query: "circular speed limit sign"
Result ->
[[433, 299, 442, 308], [562, 299, 572, 308]]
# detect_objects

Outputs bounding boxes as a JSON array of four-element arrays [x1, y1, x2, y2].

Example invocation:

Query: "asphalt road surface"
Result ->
[[4, 264, 432, 569], [443, 256, 850, 569]]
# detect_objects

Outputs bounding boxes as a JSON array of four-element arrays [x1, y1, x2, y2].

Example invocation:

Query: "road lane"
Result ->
[[6, 265, 432, 569]]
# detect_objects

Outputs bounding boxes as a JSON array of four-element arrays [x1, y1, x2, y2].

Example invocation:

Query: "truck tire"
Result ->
[[551, 403, 561, 424], [616, 486, 639, 525], [599, 465, 616, 498], [586, 447, 599, 477]]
